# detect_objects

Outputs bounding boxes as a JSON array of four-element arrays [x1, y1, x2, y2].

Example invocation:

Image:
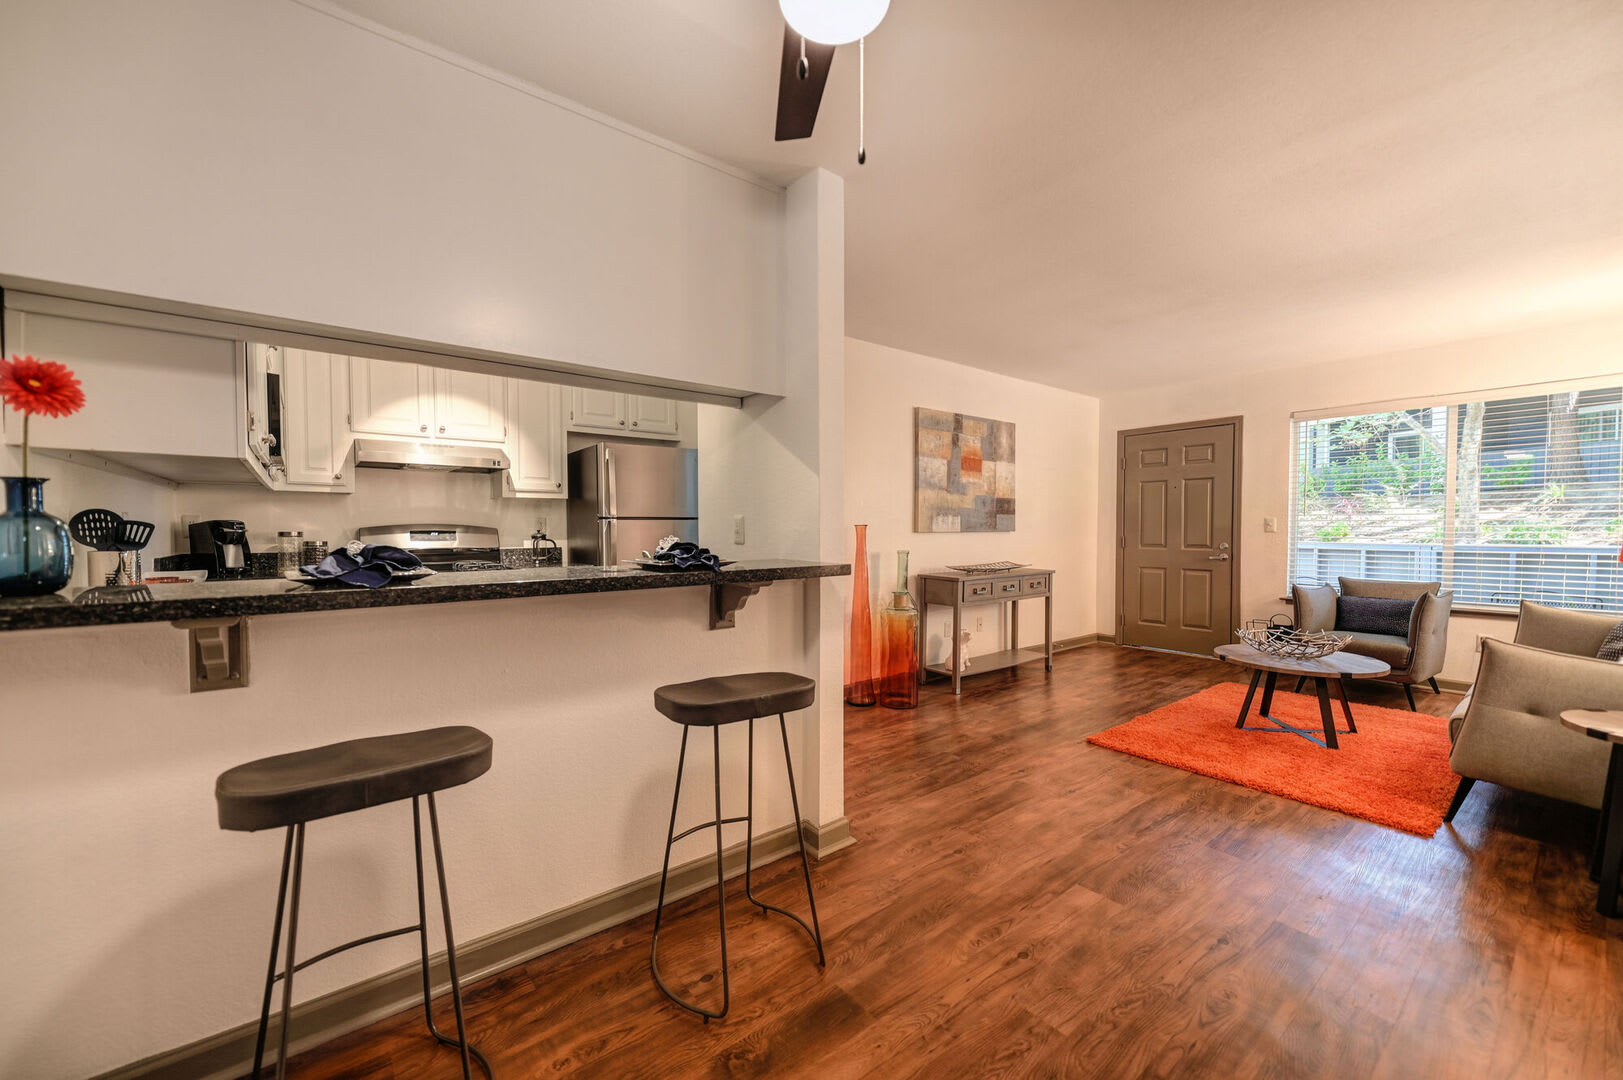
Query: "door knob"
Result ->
[[1209, 553, 1230, 561]]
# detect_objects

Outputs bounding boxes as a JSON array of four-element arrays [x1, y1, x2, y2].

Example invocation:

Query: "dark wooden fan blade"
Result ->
[[775, 24, 836, 141]]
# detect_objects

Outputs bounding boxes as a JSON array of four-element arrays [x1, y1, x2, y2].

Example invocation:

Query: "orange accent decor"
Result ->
[[1087, 682, 1459, 837]]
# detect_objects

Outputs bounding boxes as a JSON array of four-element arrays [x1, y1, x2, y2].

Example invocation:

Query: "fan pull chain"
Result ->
[[857, 36, 867, 165], [798, 35, 808, 79]]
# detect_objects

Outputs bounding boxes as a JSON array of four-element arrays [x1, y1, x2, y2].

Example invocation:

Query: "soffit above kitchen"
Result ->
[[324, 0, 1623, 397]]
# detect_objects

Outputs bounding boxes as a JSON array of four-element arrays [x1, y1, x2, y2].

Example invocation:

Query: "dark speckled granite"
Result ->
[[0, 560, 850, 632]]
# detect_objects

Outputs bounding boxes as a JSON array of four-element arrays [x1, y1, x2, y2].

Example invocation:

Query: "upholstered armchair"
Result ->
[[1445, 601, 1621, 821], [1291, 577, 1453, 709]]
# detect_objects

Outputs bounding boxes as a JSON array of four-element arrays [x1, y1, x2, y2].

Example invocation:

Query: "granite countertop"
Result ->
[[0, 560, 850, 631]]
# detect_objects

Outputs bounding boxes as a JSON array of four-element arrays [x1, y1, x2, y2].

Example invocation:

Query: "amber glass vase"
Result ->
[[878, 550, 919, 710], [845, 524, 876, 706]]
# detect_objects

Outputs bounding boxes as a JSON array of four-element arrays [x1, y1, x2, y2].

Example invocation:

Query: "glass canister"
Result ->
[[301, 539, 329, 567], [878, 549, 920, 709], [276, 530, 304, 574]]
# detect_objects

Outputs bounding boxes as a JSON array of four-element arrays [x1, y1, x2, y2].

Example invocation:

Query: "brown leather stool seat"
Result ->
[[653, 672, 816, 727], [217, 726, 494, 1079], [649, 670, 824, 1022], [216, 726, 493, 832]]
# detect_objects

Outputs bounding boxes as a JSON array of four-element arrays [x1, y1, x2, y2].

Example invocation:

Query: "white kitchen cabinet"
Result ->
[[433, 368, 506, 443], [349, 357, 429, 437], [568, 388, 680, 440], [500, 379, 567, 499], [350, 358, 506, 444], [277, 349, 354, 490], [626, 394, 680, 437], [569, 388, 627, 432]]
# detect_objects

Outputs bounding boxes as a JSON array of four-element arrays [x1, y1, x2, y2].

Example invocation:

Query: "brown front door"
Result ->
[[1119, 420, 1239, 654]]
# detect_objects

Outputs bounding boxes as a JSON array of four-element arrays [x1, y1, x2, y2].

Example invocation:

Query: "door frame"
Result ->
[[1114, 415, 1244, 651]]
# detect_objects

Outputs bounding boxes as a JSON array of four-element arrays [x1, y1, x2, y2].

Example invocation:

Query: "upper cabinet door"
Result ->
[[279, 348, 354, 490], [433, 369, 507, 444], [503, 379, 566, 498], [350, 357, 429, 437], [627, 395, 680, 438], [569, 388, 627, 432]]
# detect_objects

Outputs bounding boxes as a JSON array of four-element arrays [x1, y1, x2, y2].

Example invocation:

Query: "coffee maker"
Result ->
[[188, 520, 253, 579]]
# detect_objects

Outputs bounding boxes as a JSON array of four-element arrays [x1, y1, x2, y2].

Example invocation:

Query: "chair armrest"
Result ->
[[1404, 590, 1452, 680], [1291, 584, 1336, 633]]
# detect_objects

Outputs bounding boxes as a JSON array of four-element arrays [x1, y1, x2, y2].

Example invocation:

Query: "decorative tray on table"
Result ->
[[945, 561, 1031, 573], [283, 568, 437, 585], [1235, 619, 1349, 660], [631, 558, 735, 572]]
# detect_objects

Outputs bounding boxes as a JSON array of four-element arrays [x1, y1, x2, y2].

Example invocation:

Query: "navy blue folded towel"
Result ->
[[647, 541, 721, 572], [299, 544, 424, 588]]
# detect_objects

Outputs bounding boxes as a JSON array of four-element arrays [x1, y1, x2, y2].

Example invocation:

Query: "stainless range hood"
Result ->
[[354, 439, 510, 473]]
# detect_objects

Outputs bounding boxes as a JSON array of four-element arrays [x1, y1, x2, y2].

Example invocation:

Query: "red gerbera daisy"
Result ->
[[0, 355, 86, 418]]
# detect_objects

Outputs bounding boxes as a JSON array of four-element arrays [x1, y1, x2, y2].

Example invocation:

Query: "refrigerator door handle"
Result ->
[[600, 518, 614, 565], [604, 447, 617, 518]]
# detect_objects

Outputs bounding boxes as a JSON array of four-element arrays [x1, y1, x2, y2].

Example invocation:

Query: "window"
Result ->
[[1290, 385, 1623, 612]]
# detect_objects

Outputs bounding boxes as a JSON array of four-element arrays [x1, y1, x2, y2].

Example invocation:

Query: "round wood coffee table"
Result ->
[[1214, 644, 1391, 750], [1559, 710, 1623, 917]]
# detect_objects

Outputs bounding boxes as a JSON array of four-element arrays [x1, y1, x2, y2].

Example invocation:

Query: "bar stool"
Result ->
[[215, 726, 495, 1079], [649, 671, 825, 1021]]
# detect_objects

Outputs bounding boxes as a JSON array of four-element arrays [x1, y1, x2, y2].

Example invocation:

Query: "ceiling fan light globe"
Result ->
[[778, 0, 889, 46]]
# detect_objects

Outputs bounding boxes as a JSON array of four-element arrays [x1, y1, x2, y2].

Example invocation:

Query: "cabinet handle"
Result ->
[[420, 424, 428, 433], [333, 473, 342, 481], [619, 419, 627, 426], [631, 421, 639, 427], [439, 425, 446, 434], [555, 481, 562, 489]]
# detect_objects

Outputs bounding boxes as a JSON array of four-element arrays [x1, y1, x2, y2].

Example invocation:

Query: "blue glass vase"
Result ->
[[0, 477, 74, 597]]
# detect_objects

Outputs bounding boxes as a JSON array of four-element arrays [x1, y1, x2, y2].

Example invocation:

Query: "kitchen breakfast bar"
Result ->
[[0, 560, 851, 1078]]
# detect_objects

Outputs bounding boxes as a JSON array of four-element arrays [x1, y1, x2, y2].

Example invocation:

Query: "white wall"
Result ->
[[844, 339, 1102, 666], [0, 0, 783, 396], [1096, 311, 1623, 685]]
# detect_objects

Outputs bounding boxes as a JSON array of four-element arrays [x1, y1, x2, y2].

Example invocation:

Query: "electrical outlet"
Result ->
[[1263, 516, 1278, 533], [733, 514, 746, 545], [975, 615, 985, 631]]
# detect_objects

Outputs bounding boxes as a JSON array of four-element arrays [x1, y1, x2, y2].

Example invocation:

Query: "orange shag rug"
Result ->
[[1087, 682, 1459, 837]]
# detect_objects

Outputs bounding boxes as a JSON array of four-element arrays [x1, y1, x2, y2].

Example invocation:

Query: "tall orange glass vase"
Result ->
[[845, 524, 876, 706], [878, 549, 919, 709]]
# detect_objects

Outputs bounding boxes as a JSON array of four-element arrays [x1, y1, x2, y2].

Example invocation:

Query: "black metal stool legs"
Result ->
[[413, 794, 492, 1079], [248, 804, 490, 1079], [650, 715, 826, 1022], [251, 827, 296, 1079], [741, 716, 825, 965]]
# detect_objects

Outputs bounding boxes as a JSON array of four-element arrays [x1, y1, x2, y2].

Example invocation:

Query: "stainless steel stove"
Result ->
[[355, 524, 506, 572]]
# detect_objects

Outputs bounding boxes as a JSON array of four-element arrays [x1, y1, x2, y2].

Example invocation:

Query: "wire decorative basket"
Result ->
[[1235, 622, 1350, 660]]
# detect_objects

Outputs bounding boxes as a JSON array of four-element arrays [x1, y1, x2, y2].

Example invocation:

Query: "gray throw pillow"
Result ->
[[1597, 621, 1623, 662], [1334, 595, 1414, 637]]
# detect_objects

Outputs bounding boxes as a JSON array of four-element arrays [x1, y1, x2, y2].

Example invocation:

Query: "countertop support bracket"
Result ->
[[711, 582, 766, 630], [172, 617, 251, 691]]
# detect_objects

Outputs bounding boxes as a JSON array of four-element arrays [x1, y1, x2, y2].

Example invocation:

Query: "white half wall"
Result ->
[[844, 339, 1102, 666], [1096, 311, 1623, 685], [0, 0, 783, 395]]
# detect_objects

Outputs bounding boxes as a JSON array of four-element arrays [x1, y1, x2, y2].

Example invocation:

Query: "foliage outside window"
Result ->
[[1290, 387, 1623, 612]]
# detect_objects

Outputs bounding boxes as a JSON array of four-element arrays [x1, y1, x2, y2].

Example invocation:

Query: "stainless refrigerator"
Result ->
[[567, 443, 699, 566]]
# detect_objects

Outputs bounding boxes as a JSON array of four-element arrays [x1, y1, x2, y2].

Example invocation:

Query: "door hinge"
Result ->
[[1119, 534, 1125, 548]]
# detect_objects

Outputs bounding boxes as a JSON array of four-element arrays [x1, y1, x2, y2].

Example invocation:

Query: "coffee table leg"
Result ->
[[1336, 676, 1358, 734], [1236, 669, 1262, 729], [1600, 745, 1623, 917], [1596, 745, 1617, 883], [1315, 678, 1339, 750], [1259, 672, 1278, 717]]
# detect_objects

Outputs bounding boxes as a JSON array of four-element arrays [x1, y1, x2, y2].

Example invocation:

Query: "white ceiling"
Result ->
[[325, 0, 1623, 396]]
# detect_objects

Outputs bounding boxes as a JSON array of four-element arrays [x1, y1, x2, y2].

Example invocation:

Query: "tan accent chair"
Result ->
[[1444, 601, 1621, 821], [1291, 577, 1453, 710]]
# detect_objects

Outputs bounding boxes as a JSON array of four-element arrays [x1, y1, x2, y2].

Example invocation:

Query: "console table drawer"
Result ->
[[996, 578, 1023, 597], [962, 580, 996, 601], [1022, 575, 1050, 595]]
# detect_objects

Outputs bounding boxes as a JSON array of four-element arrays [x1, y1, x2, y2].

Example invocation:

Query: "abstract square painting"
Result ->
[[914, 407, 1016, 532]]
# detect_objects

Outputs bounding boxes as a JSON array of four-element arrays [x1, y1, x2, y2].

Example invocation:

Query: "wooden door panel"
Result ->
[[1120, 422, 1237, 654], [1138, 480, 1168, 548], [1137, 568, 1167, 626]]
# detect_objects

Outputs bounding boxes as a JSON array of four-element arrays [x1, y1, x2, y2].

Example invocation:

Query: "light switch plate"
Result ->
[[1263, 516, 1278, 533], [733, 514, 746, 545]]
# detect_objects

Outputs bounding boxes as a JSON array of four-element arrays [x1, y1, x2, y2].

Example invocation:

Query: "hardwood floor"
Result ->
[[286, 645, 1623, 1079]]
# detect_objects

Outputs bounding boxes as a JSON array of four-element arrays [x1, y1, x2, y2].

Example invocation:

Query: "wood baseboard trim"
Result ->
[[95, 818, 853, 1080], [1058, 633, 1115, 648]]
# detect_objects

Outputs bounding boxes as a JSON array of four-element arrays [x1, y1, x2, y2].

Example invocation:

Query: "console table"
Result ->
[[917, 568, 1054, 694]]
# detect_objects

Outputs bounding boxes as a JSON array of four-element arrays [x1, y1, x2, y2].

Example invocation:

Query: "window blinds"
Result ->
[[1288, 387, 1623, 613]]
